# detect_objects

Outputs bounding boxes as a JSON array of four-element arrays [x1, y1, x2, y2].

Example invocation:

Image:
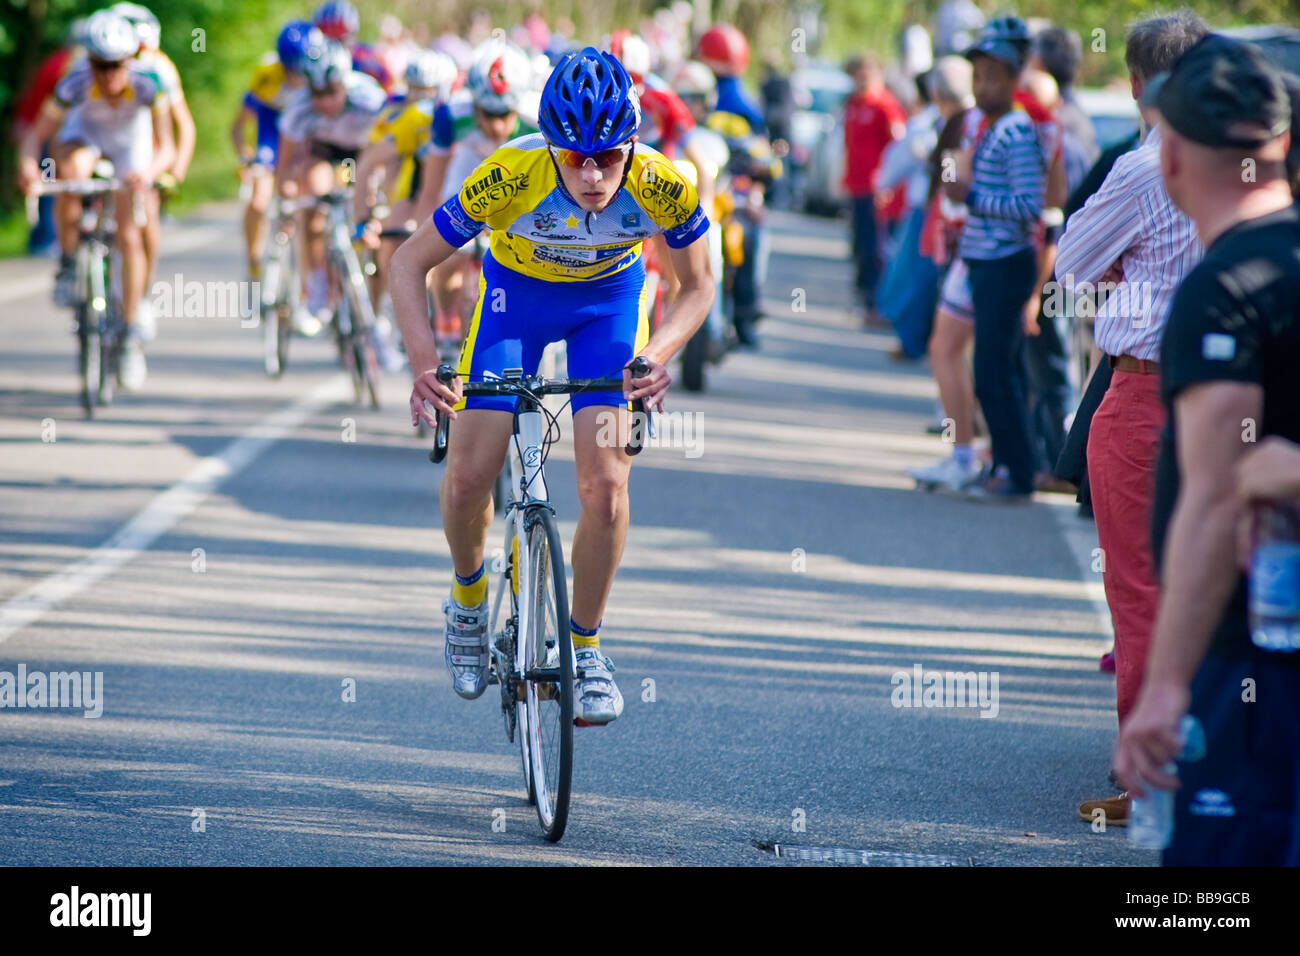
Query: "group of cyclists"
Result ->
[[17, 2, 789, 725]]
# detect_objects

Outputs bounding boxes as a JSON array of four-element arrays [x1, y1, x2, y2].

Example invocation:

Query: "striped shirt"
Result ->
[[957, 110, 1045, 261], [1054, 124, 1203, 360]]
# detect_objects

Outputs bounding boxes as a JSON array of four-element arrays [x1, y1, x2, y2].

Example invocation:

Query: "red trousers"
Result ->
[[1086, 368, 1165, 727]]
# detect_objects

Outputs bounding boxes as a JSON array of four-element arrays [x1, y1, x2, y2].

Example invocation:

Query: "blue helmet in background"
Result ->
[[278, 20, 324, 74], [538, 46, 641, 153]]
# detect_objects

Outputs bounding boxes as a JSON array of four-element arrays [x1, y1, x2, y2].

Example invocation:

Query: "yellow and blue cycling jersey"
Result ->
[[432, 132, 709, 283], [440, 134, 709, 413], [371, 96, 435, 201], [243, 56, 293, 164]]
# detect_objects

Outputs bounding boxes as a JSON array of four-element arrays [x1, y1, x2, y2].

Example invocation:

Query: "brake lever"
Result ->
[[625, 355, 654, 457], [428, 363, 458, 464]]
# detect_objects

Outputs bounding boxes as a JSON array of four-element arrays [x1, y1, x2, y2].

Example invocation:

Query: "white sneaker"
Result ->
[[133, 299, 157, 342], [119, 336, 147, 392], [291, 304, 322, 337], [906, 455, 981, 492]]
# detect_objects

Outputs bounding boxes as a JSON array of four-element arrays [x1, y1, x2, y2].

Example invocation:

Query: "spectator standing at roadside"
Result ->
[[940, 33, 1044, 501], [843, 54, 906, 327], [1057, 10, 1208, 827], [1028, 27, 1098, 166], [1113, 34, 1299, 865]]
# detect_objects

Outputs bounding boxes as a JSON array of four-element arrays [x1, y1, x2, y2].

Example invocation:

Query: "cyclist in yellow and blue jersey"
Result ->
[[230, 20, 317, 281], [392, 48, 715, 725]]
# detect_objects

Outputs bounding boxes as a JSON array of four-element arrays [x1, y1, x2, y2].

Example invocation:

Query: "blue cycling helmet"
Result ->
[[538, 46, 641, 153], [278, 20, 324, 73]]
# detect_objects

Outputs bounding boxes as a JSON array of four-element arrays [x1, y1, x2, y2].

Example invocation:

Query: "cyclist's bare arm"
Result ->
[[391, 219, 462, 423], [274, 135, 304, 195], [17, 106, 63, 191], [140, 105, 176, 187], [412, 149, 451, 223], [230, 104, 257, 162], [168, 89, 197, 182], [634, 235, 714, 410]]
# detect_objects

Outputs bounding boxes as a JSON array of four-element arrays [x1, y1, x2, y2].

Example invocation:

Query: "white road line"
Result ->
[[0, 224, 230, 307], [0, 376, 348, 644]]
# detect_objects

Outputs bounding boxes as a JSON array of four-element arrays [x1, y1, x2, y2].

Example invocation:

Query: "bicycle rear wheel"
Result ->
[[77, 305, 99, 418], [522, 509, 572, 841]]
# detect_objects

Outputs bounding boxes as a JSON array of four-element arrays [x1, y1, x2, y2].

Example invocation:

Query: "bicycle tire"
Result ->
[[77, 305, 98, 418], [497, 517, 535, 805], [277, 309, 292, 374], [340, 253, 382, 410], [522, 508, 572, 841], [97, 306, 118, 408]]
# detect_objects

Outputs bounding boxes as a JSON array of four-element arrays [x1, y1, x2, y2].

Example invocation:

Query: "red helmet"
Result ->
[[695, 24, 748, 77]]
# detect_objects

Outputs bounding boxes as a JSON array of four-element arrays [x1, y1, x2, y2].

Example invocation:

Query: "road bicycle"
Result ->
[[28, 167, 145, 417], [319, 188, 382, 409], [428, 356, 651, 841], [257, 192, 310, 379]]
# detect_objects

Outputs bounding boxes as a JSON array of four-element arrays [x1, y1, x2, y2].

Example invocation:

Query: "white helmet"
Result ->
[[672, 60, 717, 105], [404, 49, 457, 96], [466, 39, 532, 113], [616, 35, 652, 78], [530, 52, 552, 91], [84, 10, 141, 62], [303, 41, 352, 90], [110, 2, 160, 51]]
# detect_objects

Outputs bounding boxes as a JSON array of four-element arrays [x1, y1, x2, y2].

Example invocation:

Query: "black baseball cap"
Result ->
[[964, 37, 1023, 73], [1141, 33, 1290, 148]]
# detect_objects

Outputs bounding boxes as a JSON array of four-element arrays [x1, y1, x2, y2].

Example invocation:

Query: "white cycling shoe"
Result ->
[[443, 596, 490, 700], [119, 334, 148, 392], [574, 648, 624, 726]]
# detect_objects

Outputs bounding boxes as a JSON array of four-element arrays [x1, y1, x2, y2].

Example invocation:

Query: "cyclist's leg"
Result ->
[[51, 139, 96, 259], [114, 188, 148, 331], [565, 263, 648, 636], [244, 165, 274, 278], [110, 133, 157, 332], [301, 151, 335, 313]]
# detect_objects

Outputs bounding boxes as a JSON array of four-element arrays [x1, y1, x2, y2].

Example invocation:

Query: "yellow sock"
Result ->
[[452, 564, 487, 607], [571, 618, 600, 650]]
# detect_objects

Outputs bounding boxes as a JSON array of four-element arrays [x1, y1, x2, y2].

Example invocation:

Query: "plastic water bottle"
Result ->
[[1249, 501, 1300, 651], [1128, 715, 1206, 850]]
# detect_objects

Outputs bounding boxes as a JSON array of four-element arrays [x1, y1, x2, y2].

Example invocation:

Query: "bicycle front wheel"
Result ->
[[522, 509, 572, 842]]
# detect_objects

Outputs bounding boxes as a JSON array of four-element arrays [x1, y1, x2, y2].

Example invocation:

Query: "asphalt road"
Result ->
[[0, 204, 1147, 865]]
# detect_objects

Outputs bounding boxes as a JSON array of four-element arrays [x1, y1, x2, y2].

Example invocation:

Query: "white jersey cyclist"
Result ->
[[52, 60, 168, 175], [278, 70, 387, 152]]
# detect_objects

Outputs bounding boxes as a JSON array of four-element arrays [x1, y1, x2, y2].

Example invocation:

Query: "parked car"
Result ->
[[1073, 87, 1139, 152], [789, 62, 852, 216]]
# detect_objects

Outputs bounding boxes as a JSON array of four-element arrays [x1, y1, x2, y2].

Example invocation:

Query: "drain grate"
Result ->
[[754, 840, 970, 866]]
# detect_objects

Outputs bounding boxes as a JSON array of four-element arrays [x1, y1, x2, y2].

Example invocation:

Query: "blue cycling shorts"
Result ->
[[455, 250, 649, 414]]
